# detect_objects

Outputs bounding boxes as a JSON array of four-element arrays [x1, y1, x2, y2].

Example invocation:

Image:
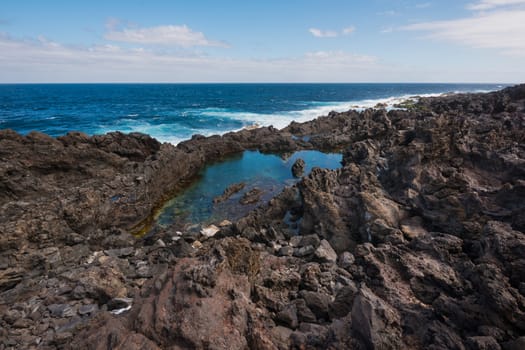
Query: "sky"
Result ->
[[0, 0, 524, 83]]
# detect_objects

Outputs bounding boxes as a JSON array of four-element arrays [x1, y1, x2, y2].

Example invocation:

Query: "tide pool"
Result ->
[[156, 150, 342, 228]]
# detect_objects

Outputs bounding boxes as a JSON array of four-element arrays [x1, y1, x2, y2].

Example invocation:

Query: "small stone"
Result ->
[[330, 284, 358, 318], [29, 310, 42, 322], [192, 241, 203, 249], [278, 246, 294, 257], [294, 245, 315, 257], [78, 304, 98, 316], [3, 309, 25, 324], [270, 241, 282, 253], [201, 225, 220, 238], [276, 304, 299, 329], [54, 331, 73, 343], [136, 264, 152, 278], [36, 321, 50, 334], [85, 251, 103, 264], [155, 239, 166, 247], [71, 285, 87, 299], [294, 299, 317, 323], [218, 220, 232, 227], [298, 234, 321, 248], [104, 247, 134, 258], [12, 318, 33, 329], [47, 304, 76, 318], [338, 252, 355, 269], [314, 239, 337, 263], [272, 326, 293, 349], [289, 236, 302, 247], [301, 291, 331, 320]]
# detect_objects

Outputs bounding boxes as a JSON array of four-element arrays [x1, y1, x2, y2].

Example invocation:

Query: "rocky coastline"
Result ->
[[1, 85, 525, 349]]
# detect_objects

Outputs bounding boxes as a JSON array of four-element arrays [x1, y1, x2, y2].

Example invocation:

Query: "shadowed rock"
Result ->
[[291, 158, 306, 177]]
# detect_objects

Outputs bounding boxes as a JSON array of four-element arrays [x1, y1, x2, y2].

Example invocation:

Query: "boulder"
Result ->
[[291, 158, 306, 177]]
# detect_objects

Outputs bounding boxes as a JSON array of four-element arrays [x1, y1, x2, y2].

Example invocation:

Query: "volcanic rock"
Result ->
[[1, 84, 525, 349], [239, 187, 264, 205], [291, 158, 306, 177], [213, 182, 246, 203]]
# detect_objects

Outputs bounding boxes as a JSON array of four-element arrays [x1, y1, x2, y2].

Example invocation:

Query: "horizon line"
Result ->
[[0, 81, 515, 85]]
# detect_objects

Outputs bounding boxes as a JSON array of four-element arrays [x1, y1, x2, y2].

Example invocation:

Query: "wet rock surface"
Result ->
[[213, 182, 246, 204], [1, 84, 525, 349], [291, 158, 306, 177]]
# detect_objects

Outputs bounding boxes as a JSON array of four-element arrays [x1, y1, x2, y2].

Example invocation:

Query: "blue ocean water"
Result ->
[[0, 83, 505, 144]]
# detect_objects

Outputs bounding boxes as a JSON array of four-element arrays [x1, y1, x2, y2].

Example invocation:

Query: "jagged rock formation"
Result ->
[[291, 158, 305, 178], [1, 85, 525, 349]]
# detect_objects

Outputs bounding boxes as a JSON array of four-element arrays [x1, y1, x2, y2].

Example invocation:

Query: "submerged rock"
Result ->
[[239, 187, 264, 205], [213, 182, 246, 203]]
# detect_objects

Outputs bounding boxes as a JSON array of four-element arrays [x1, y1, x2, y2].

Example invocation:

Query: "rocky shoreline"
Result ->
[[1, 85, 525, 349]]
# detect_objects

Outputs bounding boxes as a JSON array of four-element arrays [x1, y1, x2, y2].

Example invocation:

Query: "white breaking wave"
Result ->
[[94, 89, 498, 145], [192, 93, 446, 132]]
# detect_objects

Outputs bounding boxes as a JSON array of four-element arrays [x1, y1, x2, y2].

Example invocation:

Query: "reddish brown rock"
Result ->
[[1, 84, 525, 349]]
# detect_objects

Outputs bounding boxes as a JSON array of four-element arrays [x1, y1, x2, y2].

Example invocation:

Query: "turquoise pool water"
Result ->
[[156, 150, 342, 227]]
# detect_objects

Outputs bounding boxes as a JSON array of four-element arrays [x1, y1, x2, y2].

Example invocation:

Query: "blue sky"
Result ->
[[1, 0, 524, 82]]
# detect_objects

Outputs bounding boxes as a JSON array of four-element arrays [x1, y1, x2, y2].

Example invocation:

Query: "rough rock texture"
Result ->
[[213, 182, 246, 203], [291, 158, 306, 178], [1, 84, 525, 349]]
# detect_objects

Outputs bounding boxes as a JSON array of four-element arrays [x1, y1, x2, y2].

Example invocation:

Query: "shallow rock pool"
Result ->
[[156, 150, 342, 228]]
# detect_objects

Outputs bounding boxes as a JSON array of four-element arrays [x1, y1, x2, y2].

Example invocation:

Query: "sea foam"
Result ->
[[120, 93, 446, 145]]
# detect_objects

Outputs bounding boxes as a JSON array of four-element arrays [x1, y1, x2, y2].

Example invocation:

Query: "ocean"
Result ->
[[0, 83, 505, 144]]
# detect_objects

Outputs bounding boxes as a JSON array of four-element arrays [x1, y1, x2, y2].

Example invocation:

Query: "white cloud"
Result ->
[[342, 26, 356, 35], [403, 4, 525, 56], [309, 28, 338, 38], [467, 0, 525, 10], [303, 50, 377, 64], [105, 17, 121, 31], [0, 33, 384, 82], [1, 31, 521, 83], [309, 26, 356, 38], [105, 24, 228, 47]]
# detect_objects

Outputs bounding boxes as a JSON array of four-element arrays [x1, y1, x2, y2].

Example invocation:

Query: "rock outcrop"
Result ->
[[291, 158, 305, 178], [1, 84, 525, 349]]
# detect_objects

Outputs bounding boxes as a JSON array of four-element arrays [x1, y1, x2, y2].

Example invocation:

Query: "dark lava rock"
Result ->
[[314, 239, 337, 263], [276, 304, 299, 329], [300, 291, 331, 321], [2, 84, 525, 349], [213, 182, 246, 203], [78, 304, 99, 316], [294, 299, 317, 323], [239, 187, 263, 205], [48, 304, 76, 318], [291, 158, 306, 177]]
